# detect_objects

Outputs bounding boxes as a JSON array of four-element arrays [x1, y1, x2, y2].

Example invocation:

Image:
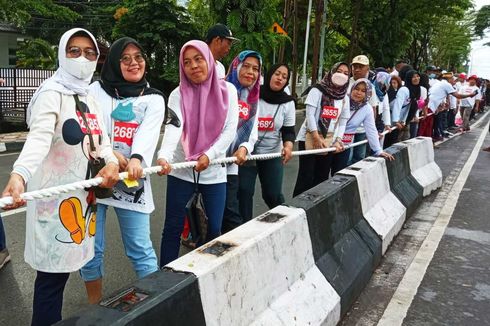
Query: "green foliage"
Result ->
[[0, 0, 79, 29], [16, 38, 57, 69], [474, 5, 490, 38]]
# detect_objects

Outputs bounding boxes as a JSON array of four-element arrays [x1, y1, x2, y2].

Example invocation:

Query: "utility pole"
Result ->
[[301, 0, 313, 94]]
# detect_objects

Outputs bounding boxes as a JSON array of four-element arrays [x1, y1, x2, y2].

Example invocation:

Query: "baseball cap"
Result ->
[[205, 24, 240, 43], [442, 72, 454, 79], [426, 65, 436, 71], [458, 73, 467, 79], [468, 74, 478, 81], [352, 55, 369, 66]]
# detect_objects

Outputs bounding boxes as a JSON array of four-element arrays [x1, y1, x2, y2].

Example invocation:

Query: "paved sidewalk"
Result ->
[[0, 131, 27, 153]]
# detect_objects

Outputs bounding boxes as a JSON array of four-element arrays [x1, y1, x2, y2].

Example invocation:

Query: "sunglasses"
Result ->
[[66, 46, 98, 60], [120, 53, 145, 65]]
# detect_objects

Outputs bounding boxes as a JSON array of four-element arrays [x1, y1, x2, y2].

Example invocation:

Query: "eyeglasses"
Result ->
[[66, 46, 98, 60], [120, 53, 145, 65]]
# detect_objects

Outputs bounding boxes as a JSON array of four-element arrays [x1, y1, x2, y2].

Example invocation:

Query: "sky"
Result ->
[[469, 0, 490, 78]]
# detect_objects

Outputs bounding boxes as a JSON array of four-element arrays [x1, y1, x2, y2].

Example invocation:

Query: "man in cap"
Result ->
[[460, 75, 481, 130], [205, 23, 239, 79]]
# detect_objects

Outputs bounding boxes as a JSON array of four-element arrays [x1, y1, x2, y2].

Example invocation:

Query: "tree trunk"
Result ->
[[291, 0, 299, 97], [348, 0, 363, 62], [311, 0, 324, 83], [279, 0, 292, 63]]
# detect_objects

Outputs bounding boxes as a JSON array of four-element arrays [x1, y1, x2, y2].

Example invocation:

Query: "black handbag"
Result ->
[[185, 171, 209, 244], [74, 95, 114, 199]]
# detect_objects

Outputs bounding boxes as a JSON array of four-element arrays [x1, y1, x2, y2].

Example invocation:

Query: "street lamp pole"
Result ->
[[301, 0, 313, 94]]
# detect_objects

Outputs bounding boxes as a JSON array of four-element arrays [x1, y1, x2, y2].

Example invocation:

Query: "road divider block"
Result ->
[[337, 158, 406, 254], [385, 143, 424, 217], [288, 175, 382, 316], [167, 205, 341, 326], [404, 137, 442, 196]]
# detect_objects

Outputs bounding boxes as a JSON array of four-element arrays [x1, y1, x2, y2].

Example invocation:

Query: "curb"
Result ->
[[0, 141, 25, 153]]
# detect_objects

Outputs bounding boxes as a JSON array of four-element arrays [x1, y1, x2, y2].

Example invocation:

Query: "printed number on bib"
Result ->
[[238, 100, 250, 120], [77, 112, 102, 135], [258, 117, 274, 131], [321, 106, 338, 120], [342, 133, 355, 144], [114, 122, 139, 146]]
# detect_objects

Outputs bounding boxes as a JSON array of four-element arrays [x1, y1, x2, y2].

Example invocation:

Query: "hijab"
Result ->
[[259, 63, 295, 104], [178, 40, 229, 161], [371, 71, 391, 102], [399, 64, 414, 82], [404, 69, 422, 123], [388, 75, 402, 103], [350, 78, 372, 111], [99, 37, 162, 98], [314, 62, 350, 100], [26, 28, 99, 126], [226, 50, 262, 155]]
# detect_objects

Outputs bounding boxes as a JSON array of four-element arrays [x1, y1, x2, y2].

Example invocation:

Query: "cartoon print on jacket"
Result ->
[[56, 99, 103, 245]]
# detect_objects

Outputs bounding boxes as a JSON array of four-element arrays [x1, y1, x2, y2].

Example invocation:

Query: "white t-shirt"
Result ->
[[89, 82, 165, 214], [296, 87, 349, 144], [216, 61, 226, 79], [459, 85, 481, 107], [254, 99, 295, 154], [158, 83, 239, 184], [13, 91, 117, 273], [428, 80, 455, 110]]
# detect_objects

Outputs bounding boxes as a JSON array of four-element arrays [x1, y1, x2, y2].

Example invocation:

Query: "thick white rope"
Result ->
[[0, 112, 435, 208]]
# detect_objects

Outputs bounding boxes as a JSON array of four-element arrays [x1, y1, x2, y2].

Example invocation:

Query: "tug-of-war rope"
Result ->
[[0, 113, 435, 209]]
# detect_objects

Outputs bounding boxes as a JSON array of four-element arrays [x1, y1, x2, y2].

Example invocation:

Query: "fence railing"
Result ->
[[0, 67, 55, 127]]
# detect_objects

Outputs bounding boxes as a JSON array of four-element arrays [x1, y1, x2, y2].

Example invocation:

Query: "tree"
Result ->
[[474, 5, 490, 39], [16, 38, 57, 69]]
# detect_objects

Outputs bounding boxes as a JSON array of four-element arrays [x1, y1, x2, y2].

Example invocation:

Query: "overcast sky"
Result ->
[[469, 1, 490, 77]]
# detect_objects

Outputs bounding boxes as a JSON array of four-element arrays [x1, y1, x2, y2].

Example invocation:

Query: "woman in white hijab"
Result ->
[[1, 28, 119, 326]]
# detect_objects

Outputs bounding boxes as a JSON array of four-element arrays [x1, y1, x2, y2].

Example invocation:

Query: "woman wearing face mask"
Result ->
[[157, 40, 238, 266], [1, 28, 119, 326], [237, 63, 296, 222], [80, 37, 169, 303], [293, 62, 350, 197], [221, 50, 262, 233], [332, 79, 394, 173]]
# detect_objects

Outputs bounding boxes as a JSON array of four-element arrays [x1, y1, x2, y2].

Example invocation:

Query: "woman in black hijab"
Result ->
[[80, 37, 168, 304], [237, 63, 297, 223]]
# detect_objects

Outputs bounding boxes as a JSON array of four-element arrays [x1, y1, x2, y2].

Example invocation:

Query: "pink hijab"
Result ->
[[179, 40, 229, 161]]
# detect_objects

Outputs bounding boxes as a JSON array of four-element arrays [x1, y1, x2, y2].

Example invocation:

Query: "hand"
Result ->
[[126, 158, 143, 181], [97, 162, 119, 188], [113, 151, 128, 172], [1, 173, 26, 209], [384, 125, 392, 133], [333, 140, 344, 153], [413, 116, 419, 123], [195, 154, 210, 172], [395, 122, 404, 130], [281, 142, 293, 164], [378, 151, 395, 161], [157, 158, 172, 176], [233, 147, 248, 165], [312, 135, 326, 149]]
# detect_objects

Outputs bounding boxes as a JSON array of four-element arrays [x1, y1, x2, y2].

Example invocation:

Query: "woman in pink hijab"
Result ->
[[157, 40, 239, 266]]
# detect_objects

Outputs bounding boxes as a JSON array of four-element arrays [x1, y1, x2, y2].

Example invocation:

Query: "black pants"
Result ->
[[222, 175, 242, 233], [383, 129, 400, 149], [32, 271, 70, 326]]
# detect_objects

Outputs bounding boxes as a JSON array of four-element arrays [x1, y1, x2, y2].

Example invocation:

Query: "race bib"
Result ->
[[342, 133, 355, 144], [114, 121, 139, 146], [77, 112, 102, 135], [258, 117, 274, 132], [238, 100, 250, 120], [321, 106, 339, 120]]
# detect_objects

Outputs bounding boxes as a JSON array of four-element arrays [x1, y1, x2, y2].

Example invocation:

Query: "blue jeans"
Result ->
[[32, 271, 70, 326], [80, 204, 158, 281], [160, 176, 226, 267], [349, 132, 367, 165], [0, 214, 6, 251], [409, 122, 419, 139]]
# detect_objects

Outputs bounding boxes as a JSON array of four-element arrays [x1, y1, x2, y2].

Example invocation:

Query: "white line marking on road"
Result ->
[[377, 117, 490, 326], [0, 152, 21, 157], [1, 207, 26, 217]]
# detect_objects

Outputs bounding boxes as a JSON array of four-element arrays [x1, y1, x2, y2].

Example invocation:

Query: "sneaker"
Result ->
[[482, 146, 490, 152], [0, 249, 11, 270]]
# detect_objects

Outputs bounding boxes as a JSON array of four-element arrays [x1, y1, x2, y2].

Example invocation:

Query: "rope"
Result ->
[[0, 113, 435, 208]]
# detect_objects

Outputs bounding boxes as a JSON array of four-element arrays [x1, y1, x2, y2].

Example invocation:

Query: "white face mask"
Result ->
[[332, 72, 349, 86], [64, 56, 97, 80]]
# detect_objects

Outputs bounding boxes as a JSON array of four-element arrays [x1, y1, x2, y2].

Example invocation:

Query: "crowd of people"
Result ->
[[0, 23, 487, 326]]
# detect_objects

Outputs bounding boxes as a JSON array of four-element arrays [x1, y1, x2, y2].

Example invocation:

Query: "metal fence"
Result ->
[[0, 67, 55, 127]]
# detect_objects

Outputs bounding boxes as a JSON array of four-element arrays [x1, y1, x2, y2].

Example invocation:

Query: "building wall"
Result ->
[[0, 32, 24, 68]]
